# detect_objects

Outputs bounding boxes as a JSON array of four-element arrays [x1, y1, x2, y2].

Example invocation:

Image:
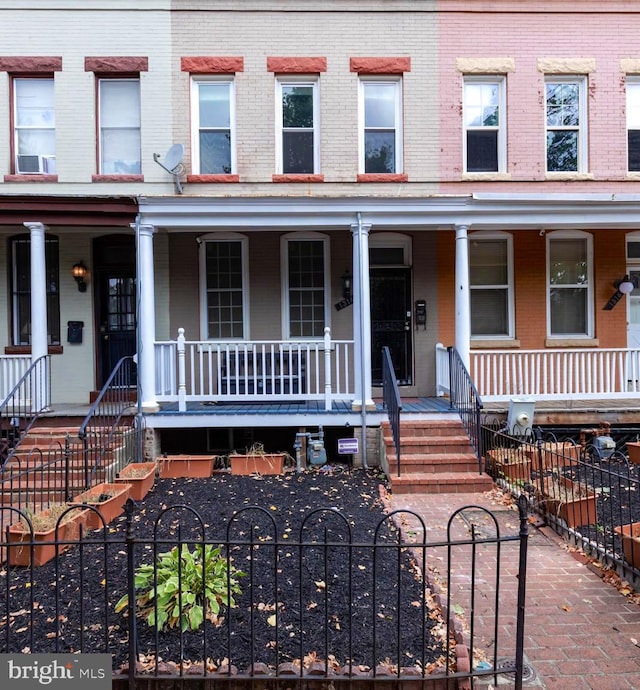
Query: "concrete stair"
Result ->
[[382, 419, 495, 494]]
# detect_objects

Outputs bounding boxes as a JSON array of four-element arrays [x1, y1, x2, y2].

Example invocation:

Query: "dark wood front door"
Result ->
[[94, 236, 136, 387], [370, 267, 412, 385]]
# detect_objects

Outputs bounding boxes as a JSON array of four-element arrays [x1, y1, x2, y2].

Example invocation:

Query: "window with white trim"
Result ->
[[11, 234, 60, 345], [545, 77, 587, 173], [191, 78, 235, 174], [359, 79, 403, 173], [627, 79, 640, 172], [98, 78, 141, 174], [277, 79, 319, 174], [469, 233, 513, 338], [200, 235, 248, 339], [13, 78, 56, 174], [547, 231, 593, 337], [283, 235, 329, 338], [463, 78, 505, 173]]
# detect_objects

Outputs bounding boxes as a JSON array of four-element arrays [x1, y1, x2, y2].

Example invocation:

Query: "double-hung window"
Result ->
[[192, 78, 235, 175], [200, 235, 247, 339], [11, 234, 60, 346], [283, 235, 328, 339], [277, 79, 318, 174], [547, 231, 593, 338], [545, 77, 587, 173], [463, 78, 505, 173], [98, 78, 141, 174], [627, 79, 640, 172], [469, 233, 513, 338], [359, 79, 403, 174], [13, 78, 56, 174]]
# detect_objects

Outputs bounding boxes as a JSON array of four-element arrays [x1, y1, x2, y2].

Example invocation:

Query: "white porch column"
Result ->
[[24, 222, 49, 411], [454, 223, 471, 370], [135, 222, 159, 413], [351, 218, 374, 410]]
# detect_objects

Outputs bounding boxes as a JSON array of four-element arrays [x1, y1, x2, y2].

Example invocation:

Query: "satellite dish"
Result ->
[[153, 144, 185, 193]]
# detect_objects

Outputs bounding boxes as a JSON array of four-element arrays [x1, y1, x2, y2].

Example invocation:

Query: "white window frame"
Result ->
[[275, 77, 319, 174], [468, 231, 514, 339], [546, 230, 593, 339], [463, 76, 506, 174], [13, 77, 56, 174], [358, 77, 403, 174], [281, 232, 330, 340], [544, 76, 588, 173], [627, 77, 640, 172], [199, 232, 249, 340], [191, 76, 236, 175], [98, 77, 141, 175]]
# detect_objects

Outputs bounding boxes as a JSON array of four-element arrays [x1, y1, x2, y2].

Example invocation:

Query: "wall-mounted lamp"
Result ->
[[71, 261, 88, 292], [615, 274, 638, 295], [341, 270, 352, 301]]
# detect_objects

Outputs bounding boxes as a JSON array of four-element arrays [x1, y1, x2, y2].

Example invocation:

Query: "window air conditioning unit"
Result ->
[[16, 154, 56, 174]]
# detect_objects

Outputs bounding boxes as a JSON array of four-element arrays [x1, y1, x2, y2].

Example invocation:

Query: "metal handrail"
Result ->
[[0, 355, 50, 468], [78, 356, 137, 487], [448, 346, 483, 471], [382, 346, 403, 477]]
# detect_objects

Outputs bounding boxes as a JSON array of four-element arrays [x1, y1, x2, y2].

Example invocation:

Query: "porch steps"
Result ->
[[382, 419, 495, 494]]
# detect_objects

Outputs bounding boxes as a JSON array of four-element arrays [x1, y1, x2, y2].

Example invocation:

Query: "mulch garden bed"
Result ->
[[0, 467, 449, 677]]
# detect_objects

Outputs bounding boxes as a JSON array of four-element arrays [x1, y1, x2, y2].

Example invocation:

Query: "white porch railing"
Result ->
[[155, 328, 355, 411], [469, 347, 640, 401], [0, 355, 32, 403]]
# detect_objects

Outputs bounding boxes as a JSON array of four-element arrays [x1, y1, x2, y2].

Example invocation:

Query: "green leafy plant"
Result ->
[[115, 544, 245, 632]]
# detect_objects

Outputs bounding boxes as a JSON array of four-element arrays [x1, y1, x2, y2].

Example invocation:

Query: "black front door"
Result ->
[[94, 236, 136, 386], [370, 267, 412, 385]]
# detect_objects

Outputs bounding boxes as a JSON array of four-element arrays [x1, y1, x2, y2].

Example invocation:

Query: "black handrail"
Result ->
[[382, 346, 403, 477], [447, 346, 483, 472], [78, 356, 138, 487], [0, 355, 50, 468]]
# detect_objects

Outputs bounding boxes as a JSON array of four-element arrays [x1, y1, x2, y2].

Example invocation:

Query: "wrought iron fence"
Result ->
[[382, 346, 402, 476], [0, 497, 530, 689], [448, 347, 483, 470], [482, 421, 640, 587]]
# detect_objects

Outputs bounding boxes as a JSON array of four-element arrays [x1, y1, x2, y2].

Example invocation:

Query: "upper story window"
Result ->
[[627, 79, 640, 172], [282, 234, 329, 339], [13, 78, 56, 174], [463, 78, 505, 173], [98, 78, 141, 174], [359, 79, 403, 174], [11, 234, 60, 346], [545, 77, 587, 173], [200, 234, 248, 339], [276, 79, 319, 174], [547, 231, 593, 338], [469, 233, 513, 338], [191, 78, 235, 175]]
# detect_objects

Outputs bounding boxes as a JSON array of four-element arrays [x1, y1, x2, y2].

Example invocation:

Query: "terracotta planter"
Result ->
[[230, 453, 285, 476], [115, 462, 157, 500], [159, 455, 214, 478], [614, 522, 640, 567], [8, 507, 89, 567], [70, 483, 131, 530], [527, 442, 580, 470], [626, 442, 640, 464], [541, 477, 597, 529], [494, 460, 531, 483]]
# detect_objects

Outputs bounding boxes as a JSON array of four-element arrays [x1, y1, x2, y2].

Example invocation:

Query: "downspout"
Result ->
[[134, 214, 143, 462], [357, 212, 368, 469]]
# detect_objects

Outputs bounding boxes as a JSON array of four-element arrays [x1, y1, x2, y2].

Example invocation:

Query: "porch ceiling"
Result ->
[[0, 195, 137, 227]]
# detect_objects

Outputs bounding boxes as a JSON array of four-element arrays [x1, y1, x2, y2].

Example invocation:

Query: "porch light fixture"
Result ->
[[72, 261, 88, 292], [614, 275, 638, 295], [341, 270, 352, 300]]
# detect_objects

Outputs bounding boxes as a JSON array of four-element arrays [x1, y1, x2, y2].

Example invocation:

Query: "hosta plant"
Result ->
[[115, 544, 244, 632]]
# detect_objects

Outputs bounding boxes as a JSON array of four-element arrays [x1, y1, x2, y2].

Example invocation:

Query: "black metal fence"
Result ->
[[381, 346, 403, 477], [0, 496, 530, 689], [482, 422, 640, 587]]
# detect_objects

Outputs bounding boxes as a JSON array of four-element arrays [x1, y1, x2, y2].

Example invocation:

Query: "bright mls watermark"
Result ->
[[1, 654, 110, 689]]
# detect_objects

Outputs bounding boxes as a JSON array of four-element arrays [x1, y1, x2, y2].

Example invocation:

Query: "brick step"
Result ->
[[389, 471, 495, 494], [388, 453, 482, 473], [383, 437, 474, 455], [381, 420, 467, 436]]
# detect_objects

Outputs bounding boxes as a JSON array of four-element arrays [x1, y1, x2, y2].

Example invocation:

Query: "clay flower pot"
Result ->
[[70, 482, 131, 530], [486, 449, 531, 483], [159, 455, 214, 478], [229, 452, 285, 476], [614, 522, 640, 567], [541, 476, 597, 529], [115, 462, 157, 500], [626, 442, 640, 464]]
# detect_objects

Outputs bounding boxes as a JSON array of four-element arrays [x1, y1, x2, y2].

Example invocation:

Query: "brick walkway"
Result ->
[[389, 490, 640, 689]]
